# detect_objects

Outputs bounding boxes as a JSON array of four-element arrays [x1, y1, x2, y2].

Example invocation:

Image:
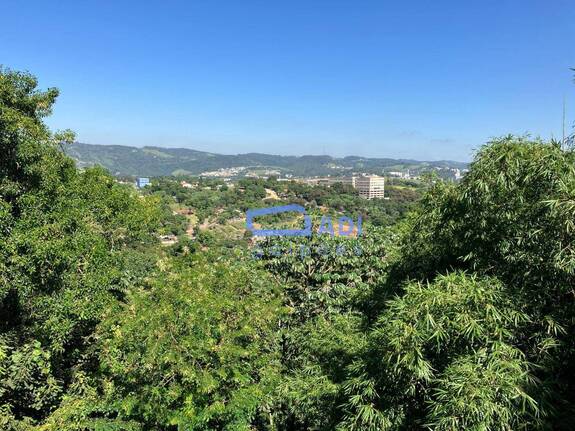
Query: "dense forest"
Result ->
[[1, 68, 574, 431]]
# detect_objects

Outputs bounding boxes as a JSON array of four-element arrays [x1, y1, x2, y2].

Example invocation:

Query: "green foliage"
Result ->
[[341, 273, 535, 430], [427, 344, 535, 431], [4, 65, 575, 431], [257, 137, 575, 430], [338, 137, 575, 430], [0, 67, 161, 428], [146, 175, 422, 229], [94, 254, 283, 430], [257, 229, 393, 430], [259, 227, 393, 320]]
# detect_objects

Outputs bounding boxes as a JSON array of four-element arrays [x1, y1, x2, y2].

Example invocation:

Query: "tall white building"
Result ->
[[355, 175, 385, 199], [299, 175, 385, 199]]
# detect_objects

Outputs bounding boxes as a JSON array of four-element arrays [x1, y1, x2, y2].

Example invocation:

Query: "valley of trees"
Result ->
[[1, 67, 574, 430], [144, 174, 422, 242]]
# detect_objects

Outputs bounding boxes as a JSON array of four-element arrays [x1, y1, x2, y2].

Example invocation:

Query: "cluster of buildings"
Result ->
[[387, 170, 413, 179], [199, 166, 247, 177], [301, 175, 386, 200], [199, 166, 284, 179], [244, 168, 281, 178], [387, 167, 466, 181]]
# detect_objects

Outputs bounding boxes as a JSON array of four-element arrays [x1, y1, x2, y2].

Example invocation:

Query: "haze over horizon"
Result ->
[[2, 1, 574, 162], [73, 141, 469, 163]]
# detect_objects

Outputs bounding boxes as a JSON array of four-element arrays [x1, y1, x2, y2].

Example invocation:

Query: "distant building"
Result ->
[[328, 176, 356, 187], [304, 176, 356, 187], [297, 175, 384, 199], [136, 177, 150, 188], [387, 170, 411, 179], [355, 175, 385, 199]]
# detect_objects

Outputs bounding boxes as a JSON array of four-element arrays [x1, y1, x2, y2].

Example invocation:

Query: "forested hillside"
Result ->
[[2, 68, 574, 430], [64, 142, 467, 177]]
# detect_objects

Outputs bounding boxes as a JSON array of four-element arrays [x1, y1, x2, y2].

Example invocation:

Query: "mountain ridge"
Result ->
[[64, 142, 468, 177]]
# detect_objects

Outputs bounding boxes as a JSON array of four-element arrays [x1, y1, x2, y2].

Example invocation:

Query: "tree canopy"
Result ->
[[1, 67, 574, 430]]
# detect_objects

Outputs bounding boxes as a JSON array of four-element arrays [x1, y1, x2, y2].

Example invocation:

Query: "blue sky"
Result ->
[[1, 1, 574, 161]]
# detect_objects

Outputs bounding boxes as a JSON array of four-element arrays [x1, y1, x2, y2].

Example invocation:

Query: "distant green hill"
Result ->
[[63, 142, 468, 177]]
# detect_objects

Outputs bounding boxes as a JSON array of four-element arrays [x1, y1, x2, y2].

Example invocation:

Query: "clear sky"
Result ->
[[1, 1, 574, 161]]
